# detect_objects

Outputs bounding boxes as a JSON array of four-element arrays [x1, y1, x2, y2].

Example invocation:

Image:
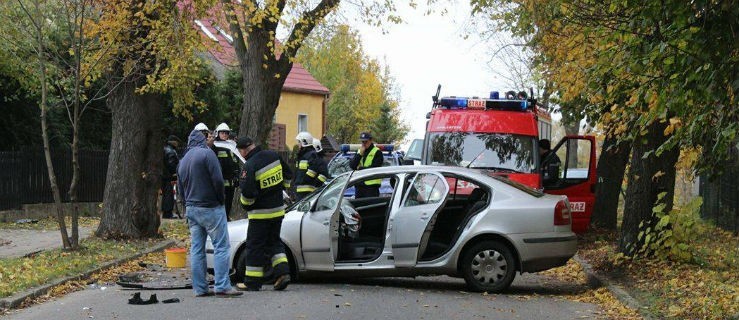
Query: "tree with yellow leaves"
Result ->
[[474, 0, 738, 256]]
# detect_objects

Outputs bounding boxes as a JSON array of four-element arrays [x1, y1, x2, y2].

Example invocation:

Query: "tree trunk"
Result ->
[[619, 120, 680, 255], [96, 80, 163, 239], [69, 117, 80, 248], [35, 17, 71, 249], [591, 134, 631, 230], [562, 112, 580, 165], [235, 30, 289, 145]]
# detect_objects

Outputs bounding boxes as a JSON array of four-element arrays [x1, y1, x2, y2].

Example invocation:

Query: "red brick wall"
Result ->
[[269, 123, 287, 151]]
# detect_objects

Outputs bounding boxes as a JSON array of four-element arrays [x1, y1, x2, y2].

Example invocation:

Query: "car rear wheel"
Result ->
[[461, 241, 516, 293]]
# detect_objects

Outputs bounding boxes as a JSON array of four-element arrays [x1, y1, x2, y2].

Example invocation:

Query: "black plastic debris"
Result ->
[[128, 292, 158, 305], [162, 298, 180, 304]]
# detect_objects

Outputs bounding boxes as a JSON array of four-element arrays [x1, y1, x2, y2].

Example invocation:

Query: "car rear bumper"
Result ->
[[510, 233, 577, 273]]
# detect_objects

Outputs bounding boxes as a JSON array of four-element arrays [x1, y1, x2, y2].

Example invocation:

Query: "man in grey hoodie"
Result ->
[[177, 129, 242, 297]]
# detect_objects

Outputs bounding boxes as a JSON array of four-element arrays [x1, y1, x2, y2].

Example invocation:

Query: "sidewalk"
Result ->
[[0, 227, 93, 258]]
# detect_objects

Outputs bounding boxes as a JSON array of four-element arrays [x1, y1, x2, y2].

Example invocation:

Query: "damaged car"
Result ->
[[207, 166, 576, 292]]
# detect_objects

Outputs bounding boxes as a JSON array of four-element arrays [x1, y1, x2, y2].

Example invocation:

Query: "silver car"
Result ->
[[207, 166, 576, 292]]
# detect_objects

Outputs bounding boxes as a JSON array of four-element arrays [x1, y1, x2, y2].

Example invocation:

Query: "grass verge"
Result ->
[[0, 218, 190, 300], [576, 224, 738, 320], [0, 236, 154, 298], [0, 217, 100, 231]]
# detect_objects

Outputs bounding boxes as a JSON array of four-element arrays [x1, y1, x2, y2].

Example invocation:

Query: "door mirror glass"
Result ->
[[297, 200, 312, 212]]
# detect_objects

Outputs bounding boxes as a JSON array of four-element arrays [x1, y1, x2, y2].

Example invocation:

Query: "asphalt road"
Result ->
[[4, 274, 601, 320]]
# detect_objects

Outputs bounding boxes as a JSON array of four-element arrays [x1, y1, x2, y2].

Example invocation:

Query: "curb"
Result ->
[[573, 254, 654, 320], [0, 238, 175, 310]]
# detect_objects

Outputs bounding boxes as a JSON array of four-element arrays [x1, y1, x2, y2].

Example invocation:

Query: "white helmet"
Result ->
[[194, 123, 209, 131], [215, 122, 230, 132], [296, 131, 313, 148], [312, 138, 323, 153]]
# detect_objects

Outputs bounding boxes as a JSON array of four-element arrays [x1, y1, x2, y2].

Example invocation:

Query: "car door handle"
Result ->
[[323, 221, 330, 226], [420, 213, 429, 220]]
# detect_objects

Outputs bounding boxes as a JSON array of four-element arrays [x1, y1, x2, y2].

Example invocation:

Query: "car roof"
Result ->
[[341, 165, 549, 199], [345, 165, 483, 179]]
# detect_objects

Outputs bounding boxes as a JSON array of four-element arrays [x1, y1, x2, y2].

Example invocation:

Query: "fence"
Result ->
[[0, 148, 296, 212], [0, 149, 108, 210], [699, 150, 739, 235]]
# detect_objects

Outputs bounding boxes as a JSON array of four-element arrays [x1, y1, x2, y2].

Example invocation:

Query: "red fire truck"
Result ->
[[407, 89, 597, 233]]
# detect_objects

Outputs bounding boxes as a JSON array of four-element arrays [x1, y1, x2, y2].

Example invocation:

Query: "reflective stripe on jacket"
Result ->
[[239, 146, 293, 219]]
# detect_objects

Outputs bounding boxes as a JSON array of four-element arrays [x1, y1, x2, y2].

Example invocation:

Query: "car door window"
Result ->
[[315, 173, 350, 211], [404, 173, 446, 207]]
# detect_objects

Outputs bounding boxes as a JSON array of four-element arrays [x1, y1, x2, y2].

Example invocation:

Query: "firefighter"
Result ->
[[312, 138, 329, 187], [292, 132, 327, 201], [349, 132, 384, 198], [212, 123, 240, 221], [236, 137, 293, 291]]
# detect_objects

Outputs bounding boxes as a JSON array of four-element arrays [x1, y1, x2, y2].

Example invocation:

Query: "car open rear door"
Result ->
[[301, 173, 350, 271], [390, 172, 449, 267], [543, 135, 597, 233]]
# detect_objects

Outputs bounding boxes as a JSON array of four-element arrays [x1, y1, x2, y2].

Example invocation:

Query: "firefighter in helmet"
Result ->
[[292, 132, 328, 201], [212, 123, 240, 220]]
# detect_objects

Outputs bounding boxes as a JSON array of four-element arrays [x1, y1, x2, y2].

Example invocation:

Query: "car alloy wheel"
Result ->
[[461, 240, 516, 293]]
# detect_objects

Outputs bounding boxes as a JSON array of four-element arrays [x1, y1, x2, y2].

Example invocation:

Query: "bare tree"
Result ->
[[3, 0, 72, 248]]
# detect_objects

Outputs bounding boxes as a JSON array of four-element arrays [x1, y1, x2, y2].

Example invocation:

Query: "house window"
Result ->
[[298, 114, 308, 133]]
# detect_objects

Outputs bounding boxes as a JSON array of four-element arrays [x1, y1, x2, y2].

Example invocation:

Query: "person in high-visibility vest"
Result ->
[[349, 132, 384, 198]]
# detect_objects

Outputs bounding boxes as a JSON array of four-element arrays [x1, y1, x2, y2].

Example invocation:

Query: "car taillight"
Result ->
[[554, 200, 571, 226]]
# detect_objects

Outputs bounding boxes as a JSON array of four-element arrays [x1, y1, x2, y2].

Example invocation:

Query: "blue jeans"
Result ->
[[186, 205, 232, 294]]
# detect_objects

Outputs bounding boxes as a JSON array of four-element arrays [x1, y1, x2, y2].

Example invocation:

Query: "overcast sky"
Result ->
[[351, 3, 512, 148]]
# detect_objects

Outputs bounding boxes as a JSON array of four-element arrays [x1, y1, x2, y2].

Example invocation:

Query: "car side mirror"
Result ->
[[402, 159, 415, 165], [297, 201, 311, 212]]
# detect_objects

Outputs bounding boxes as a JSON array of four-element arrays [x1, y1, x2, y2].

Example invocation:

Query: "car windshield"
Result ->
[[426, 132, 537, 173], [328, 153, 397, 178]]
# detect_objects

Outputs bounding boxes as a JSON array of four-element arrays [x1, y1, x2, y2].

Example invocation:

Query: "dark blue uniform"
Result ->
[[239, 146, 293, 290], [293, 148, 329, 200]]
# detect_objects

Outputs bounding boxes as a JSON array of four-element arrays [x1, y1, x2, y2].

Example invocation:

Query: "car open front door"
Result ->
[[391, 172, 449, 267], [300, 173, 350, 271], [543, 135, 597, 233]]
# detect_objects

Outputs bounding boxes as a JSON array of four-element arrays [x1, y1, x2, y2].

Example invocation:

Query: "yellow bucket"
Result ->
[[165, 247, 187, 268]]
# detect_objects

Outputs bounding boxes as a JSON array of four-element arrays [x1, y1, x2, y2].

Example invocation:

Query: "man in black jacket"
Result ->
[[161, 135, 180, 219], [236, 137, 293, 292], [349, 132, 384, 198]]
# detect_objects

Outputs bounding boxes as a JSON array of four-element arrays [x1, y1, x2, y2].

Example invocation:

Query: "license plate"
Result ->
[[570, 202, 586, 212]]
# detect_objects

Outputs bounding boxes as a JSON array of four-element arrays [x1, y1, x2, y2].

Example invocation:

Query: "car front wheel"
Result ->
[[461, 240, 516, 293]]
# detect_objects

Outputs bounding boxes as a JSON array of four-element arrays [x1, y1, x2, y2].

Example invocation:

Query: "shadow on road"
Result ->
[[294, 274, 590, 296]]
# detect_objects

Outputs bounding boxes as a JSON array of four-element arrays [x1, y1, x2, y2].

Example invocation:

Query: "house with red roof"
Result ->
[[194, 19, 329, 151]]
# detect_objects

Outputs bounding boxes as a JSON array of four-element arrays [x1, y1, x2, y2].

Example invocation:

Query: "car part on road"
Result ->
[[162, 298, 181, 303], [461, 241, 516, 293], [116, 269, 202, 290], [127, 292, 158, 305]]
